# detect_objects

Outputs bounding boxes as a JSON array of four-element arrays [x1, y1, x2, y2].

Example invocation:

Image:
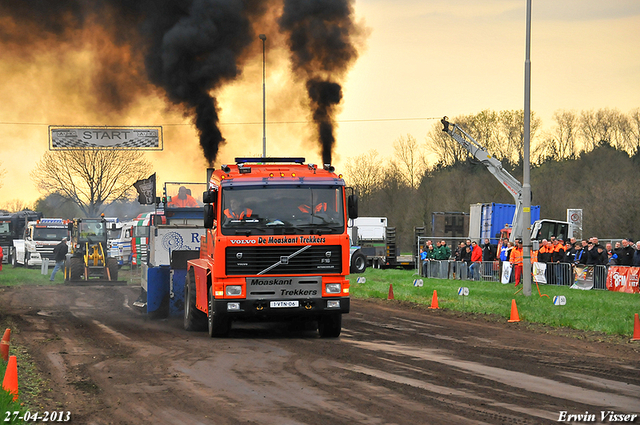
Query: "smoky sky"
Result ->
[[0, 0, 361, 165]]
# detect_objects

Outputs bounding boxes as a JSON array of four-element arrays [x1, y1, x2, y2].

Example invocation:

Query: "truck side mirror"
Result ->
[[204, 204, 215, 229], [67, 222, 73, 231], [202, 190, 216, 204], [347, 194, 359, 220]]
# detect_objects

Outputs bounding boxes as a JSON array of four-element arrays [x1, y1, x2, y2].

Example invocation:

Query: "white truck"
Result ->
[[13, 218, 69, 267], [349, 217, 425, 269], [107, 219, 135, 266]]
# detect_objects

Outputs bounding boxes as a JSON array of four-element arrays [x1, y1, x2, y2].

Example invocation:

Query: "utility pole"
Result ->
[[522, 0, 533, 297], [259, 34, 267, 158]]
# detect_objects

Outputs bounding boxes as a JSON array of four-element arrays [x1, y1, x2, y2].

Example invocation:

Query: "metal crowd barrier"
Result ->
[[419, 260, 613, 290]]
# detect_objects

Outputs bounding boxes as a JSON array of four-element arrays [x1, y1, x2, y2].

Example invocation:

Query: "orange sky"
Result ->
[[1, 0, 639, 207]]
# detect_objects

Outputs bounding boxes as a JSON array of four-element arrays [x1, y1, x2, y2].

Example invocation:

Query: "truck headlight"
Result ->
[[327, 300, 341, 308], [226, 285, 242, 296], [325, 283, 341, 294]]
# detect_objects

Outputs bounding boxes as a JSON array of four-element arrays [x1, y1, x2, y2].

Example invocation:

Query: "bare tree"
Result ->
[[1, 199, 33, 213], [535, 110, 579, 162], [392, 134, 425, 189], [629, 108, 640, 155], [31, 148, 152, 217], [579, 108, 629, 152], [342, 149, 383, 203], [425, 122, 469, 167]]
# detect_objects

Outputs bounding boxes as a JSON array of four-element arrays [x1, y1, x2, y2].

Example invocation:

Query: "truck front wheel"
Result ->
[[318, 313, 342, 338], [184, 270, 206, 331], [208, 286, 230, 338], [350, 251, 367, 274]]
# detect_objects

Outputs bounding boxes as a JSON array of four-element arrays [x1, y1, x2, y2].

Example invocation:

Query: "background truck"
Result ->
[[107, 219, 135, 266], [0, 210, 42, 264], [65, 217, 119, 282], [442, 117, 571, 243], [183, 157, 358, 338], [13, 218, 69, 267], [349, 216, 425, 270], [134, 181, 207, 317]]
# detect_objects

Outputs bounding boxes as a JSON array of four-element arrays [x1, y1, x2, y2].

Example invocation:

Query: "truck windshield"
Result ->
[[0, 222, 10, 236], [33, 227, 69, 241], [221, 186, 344, 235]]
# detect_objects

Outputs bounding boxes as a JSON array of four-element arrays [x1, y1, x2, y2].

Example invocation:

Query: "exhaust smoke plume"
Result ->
[[279, 0, 360, 164], [0, 0, 361, 165]]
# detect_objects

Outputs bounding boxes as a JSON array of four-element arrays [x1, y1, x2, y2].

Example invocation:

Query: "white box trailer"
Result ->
[[349, 217, 387, 242]]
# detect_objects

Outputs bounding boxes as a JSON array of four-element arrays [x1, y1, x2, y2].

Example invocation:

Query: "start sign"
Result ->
[[49, 126, 163, 150]]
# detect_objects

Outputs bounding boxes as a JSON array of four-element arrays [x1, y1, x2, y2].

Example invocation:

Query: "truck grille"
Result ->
[[226, 245, 342, 275], [38, 247, 55, 260]]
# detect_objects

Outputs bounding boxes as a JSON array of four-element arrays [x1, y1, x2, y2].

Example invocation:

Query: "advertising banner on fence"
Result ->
[[501, 262, 512, 284], [571, 265, 594, 290], [606, 266, 640, 294], [533, 262, 547, 283]]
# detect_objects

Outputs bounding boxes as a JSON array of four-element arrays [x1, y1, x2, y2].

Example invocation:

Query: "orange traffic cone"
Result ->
[[388, 284, 394, 300], [428, 290, 439, 309], [632, 313, 640, 341], [0, 329, 10, 362], [2, 355, 18, 401], [508, 299, 520, 323]]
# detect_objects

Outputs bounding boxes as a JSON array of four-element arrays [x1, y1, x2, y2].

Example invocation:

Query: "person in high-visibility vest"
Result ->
[[224, 199, 253, 220], [168, 186, 199, 208], [510, 239, 524, 286]]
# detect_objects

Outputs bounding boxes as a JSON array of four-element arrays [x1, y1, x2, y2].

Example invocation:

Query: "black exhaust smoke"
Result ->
[[0, 0, 361, 165], [279, 0, 360, 165]]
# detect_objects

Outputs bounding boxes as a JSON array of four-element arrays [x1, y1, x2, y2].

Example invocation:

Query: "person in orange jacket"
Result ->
[[168, 186, 199, 208], [469, 240, 483, 280], [510, 239, 524, 286]]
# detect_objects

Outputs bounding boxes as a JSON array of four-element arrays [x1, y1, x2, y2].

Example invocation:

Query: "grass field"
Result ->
[[349, 268, 639, 337], [1, 263, 639, 413]]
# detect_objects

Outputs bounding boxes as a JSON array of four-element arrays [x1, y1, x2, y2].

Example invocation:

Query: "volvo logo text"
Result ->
[[230, 239, 256, 244]]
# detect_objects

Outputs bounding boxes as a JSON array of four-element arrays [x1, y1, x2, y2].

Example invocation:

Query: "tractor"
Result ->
[[65, 217, 119, 282]]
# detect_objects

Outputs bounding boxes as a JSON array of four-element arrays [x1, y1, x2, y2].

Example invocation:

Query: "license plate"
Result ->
[[270, 301, 299, 308]]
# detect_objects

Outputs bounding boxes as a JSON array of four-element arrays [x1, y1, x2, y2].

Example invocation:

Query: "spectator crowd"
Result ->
[[420, 236, 640, 284]]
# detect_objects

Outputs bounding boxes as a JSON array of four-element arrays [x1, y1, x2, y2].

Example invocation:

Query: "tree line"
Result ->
[[344, 108, 640, 253]]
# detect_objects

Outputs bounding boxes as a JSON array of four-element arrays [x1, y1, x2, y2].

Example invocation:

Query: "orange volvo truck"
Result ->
[[184, 157, 358, 338]]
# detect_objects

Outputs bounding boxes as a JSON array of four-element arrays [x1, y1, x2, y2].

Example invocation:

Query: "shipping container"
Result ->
[[469, 203, 540, 244]]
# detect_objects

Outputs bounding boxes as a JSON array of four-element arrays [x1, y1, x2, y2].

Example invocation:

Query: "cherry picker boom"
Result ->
[[441, 116, 571, 243]]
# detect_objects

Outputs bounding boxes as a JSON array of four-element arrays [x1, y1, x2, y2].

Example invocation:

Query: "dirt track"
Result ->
[[1, 283, 639, 425]]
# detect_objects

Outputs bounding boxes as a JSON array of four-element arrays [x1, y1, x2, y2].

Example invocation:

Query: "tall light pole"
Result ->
[[522, 0, 533, 296], [259, 34, 267, 158]]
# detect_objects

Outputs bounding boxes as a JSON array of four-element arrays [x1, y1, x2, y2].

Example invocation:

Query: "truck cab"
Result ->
[[184, 158, 358, 338], [13, 218, 68, 267]]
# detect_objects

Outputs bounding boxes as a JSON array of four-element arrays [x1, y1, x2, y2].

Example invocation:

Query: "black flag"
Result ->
[[133, 173, 156, 205]]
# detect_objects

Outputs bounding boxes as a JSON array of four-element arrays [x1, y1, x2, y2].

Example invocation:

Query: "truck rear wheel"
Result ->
[[106, 258, 118, 281], [184, 270, 206, 331], [208, 286, 230, 338], [318, 313, 342, 338]]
